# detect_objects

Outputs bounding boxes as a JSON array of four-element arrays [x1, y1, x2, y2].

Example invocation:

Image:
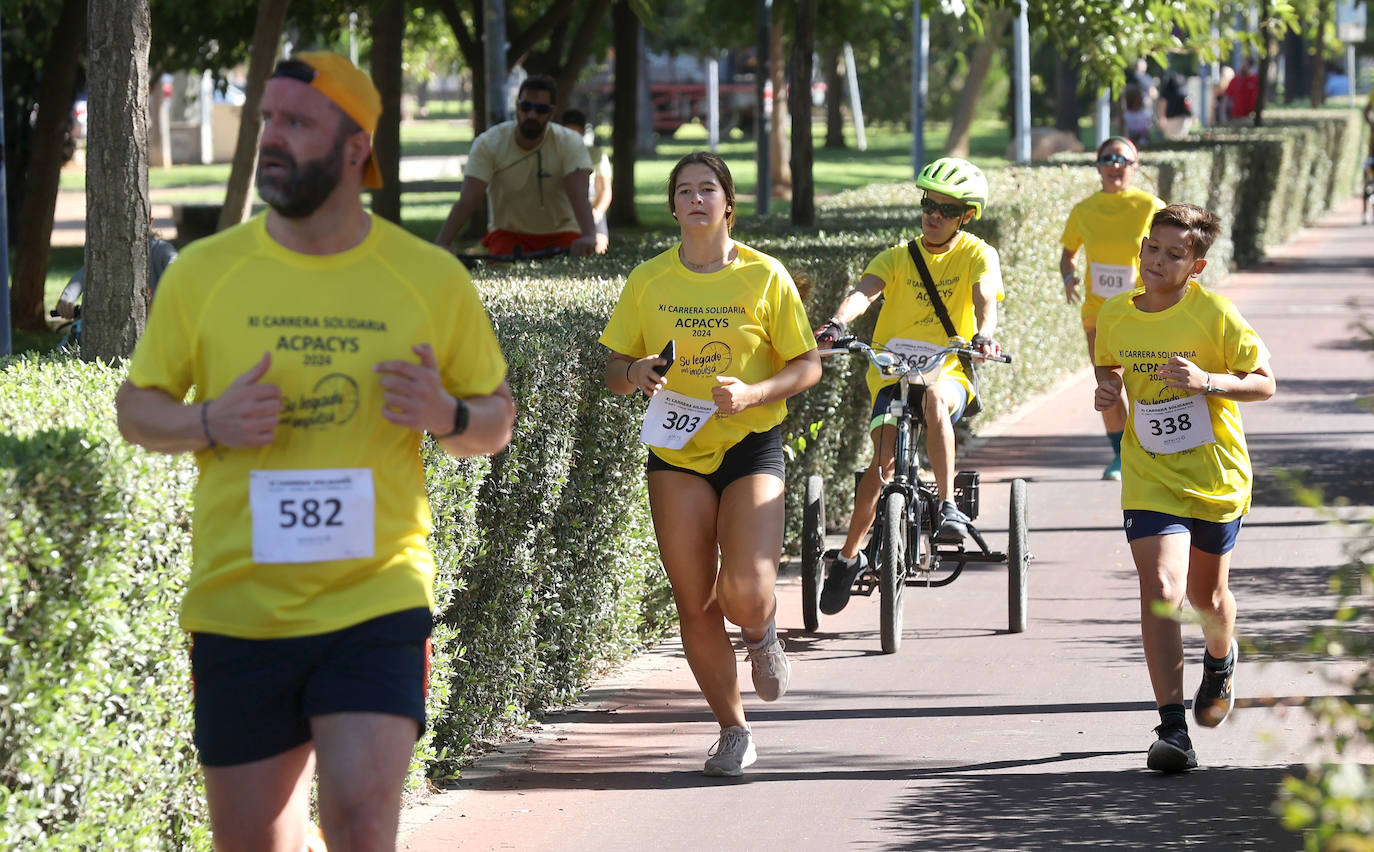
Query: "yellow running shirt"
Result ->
[[463, 121, 593, 236], [1060, 187, 1165, 329], [600, 242, 816, 474], [864, 232, 1004, 404], [1095, 282, 1269, 521], [127, 214, 508, 639]]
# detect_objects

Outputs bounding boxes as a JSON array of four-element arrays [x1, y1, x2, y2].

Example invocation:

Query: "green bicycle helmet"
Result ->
[[915, 157, 989, 219]]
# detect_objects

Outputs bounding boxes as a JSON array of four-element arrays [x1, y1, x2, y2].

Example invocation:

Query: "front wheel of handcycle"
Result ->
[[801, 474, 826, 632], [879, 492, 910, 654], [1007, 478, 1029, 633]]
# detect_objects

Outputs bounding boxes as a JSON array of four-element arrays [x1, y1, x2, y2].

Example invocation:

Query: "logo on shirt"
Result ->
[[280, 373, 360, 430], [680, 341, 732, 377]]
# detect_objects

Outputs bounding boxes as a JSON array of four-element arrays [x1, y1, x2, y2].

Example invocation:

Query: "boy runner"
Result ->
[[1093, 203, 1276, 772]]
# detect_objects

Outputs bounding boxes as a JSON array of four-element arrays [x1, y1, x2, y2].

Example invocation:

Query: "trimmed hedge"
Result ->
[[1, 106, 1355, 847]]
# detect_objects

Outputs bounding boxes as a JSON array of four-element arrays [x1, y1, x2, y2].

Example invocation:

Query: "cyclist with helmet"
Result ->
[[815, 157, 1004, 614], [1060, 136, 1165, 481]]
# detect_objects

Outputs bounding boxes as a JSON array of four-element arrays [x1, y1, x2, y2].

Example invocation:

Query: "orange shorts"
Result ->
[[480, 229, 580, 255]]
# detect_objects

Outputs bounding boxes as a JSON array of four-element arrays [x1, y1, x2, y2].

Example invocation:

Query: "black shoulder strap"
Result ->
[[906, 239, 982, 411], [907, 240, 958, 340]]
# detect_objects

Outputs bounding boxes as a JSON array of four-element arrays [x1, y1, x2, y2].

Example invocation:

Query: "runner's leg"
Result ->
[[716, 472, 785, 639], [1185, 548, 1236, 660], [202, 743, 314, 852], [648, 469, 744, 729], [312, 712, 418, 851], [1131, 532, 1191, 706]]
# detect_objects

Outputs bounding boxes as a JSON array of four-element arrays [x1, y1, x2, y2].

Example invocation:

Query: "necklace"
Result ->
[[679, 246, 732, 273]]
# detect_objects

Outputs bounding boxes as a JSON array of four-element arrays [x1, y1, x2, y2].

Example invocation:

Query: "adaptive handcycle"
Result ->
[[800, 337, 1031, 653]]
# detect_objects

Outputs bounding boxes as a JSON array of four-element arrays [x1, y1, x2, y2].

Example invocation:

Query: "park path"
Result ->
[[399, 197, 1374, 851]]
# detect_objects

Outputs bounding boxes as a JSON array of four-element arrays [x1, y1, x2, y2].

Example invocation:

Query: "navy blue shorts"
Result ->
[[190, 607, 432, 767], [1123, 510, 1243, 555], [870, 381, 968, 431], [647, 425, 785, 497]]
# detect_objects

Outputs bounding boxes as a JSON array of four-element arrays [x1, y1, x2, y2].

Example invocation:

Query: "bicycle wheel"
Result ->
[[879, 492, 908, 654], [1007, 478, 1029, 633], [801, 475, 826, 632]]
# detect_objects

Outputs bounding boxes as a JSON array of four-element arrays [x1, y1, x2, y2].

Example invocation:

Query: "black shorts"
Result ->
[[646, 425, 785, 497], [190, 607, 432, 767]]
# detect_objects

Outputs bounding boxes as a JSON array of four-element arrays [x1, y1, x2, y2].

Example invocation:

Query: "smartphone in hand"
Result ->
[[652, 339, 676, 378]]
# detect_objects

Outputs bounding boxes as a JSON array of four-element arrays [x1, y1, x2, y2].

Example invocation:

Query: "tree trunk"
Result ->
[[769, 13, 790, 197], [218, 0, 290, 230], [83, 0, 150, 362], [1308, 0, 1329, 108], [790, 0, 816, 227], [608, 0, 639, 228], [371, 0, 405, 224], [10, 0, 85, 331], [822, 44, 844, 149], [1256, 0, 1277, 127], [1053, 55, 1081, 133], [943, 8, 1010, 158]]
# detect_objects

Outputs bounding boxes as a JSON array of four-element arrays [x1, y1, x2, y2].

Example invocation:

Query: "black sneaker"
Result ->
[[1193, 637, 1238, 728], [819, 552, 867, 615], [935, 500, 970, 543], [1147, 723, 1198, 773]]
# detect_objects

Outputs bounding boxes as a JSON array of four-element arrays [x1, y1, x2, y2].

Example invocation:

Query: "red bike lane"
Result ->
[[402, 199, 1374, 851]]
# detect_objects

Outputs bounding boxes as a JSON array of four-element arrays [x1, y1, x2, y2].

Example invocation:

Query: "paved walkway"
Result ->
[[399, 200, 1374, 851]]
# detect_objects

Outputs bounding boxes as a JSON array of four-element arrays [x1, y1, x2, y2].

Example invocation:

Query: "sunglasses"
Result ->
[[920, 196, 969, 219], [1097, 153, 1135, 167], [517, 100, 554, 116]]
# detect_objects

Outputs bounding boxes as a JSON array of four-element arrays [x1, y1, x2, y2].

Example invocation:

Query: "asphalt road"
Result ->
[[401, 199, 1374, 852]]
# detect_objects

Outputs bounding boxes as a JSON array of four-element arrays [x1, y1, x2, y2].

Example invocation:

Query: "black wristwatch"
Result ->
[[436, 397, 469, 439]]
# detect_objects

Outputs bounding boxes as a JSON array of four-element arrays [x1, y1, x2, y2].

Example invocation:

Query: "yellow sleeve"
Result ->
[[767, 269, 818, 362], [126, 258, 196, 397], [861, 245, 901, 285], [1221, 301, 1269, 375], [1060, 204, 1084, 253], [599, 274, 646, 358], [439, 266, 507, 398]]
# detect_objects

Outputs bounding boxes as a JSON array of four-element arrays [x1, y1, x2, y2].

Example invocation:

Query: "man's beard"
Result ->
[[518, 118, 545, 141], [257, 138, 346, 219]]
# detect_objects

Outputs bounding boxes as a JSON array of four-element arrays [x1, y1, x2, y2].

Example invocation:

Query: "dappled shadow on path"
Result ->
[[869, 763, 1304, 851]]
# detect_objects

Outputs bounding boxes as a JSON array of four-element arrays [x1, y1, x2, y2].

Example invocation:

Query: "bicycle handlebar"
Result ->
[[819, 336, 1012, 377], [452, 246, 571, 269]]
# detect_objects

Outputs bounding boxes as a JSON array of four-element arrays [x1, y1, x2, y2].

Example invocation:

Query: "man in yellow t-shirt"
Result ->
[[1094, 203, 1275, 774], [434, 75, 607, 258], [115, 53, 515, 850], [814, 158, 1004, 615]]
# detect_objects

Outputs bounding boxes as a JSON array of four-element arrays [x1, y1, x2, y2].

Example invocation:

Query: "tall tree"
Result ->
[[943, 7, 1009, 157], [84, 0, 151, 361], [790, 0, 816, 225], [608, 0, 640, 228], [431, 1, 618, 132], [9, 0, 85, 331], [371, 0, 406, 223], [217, 0, 292, 230]]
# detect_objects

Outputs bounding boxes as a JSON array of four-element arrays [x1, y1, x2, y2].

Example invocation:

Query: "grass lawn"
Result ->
[[16, 114, 1017, 353]]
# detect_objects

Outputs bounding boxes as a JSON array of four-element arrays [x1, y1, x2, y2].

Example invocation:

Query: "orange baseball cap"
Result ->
[[272, 51, 383, 189]]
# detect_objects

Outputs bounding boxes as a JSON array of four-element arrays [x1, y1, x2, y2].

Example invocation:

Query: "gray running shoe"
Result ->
[[746, 636, 791, 702], [703, 725, 757, 777], [1193, 637, 1238, 728], [1147, 722, 1198, 773]]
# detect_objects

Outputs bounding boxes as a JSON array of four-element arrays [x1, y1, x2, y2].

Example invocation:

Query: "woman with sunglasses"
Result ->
[[600, 152, 821, 777], [813, 157, 1003, 616], [1060, 136, 1165, 480]]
